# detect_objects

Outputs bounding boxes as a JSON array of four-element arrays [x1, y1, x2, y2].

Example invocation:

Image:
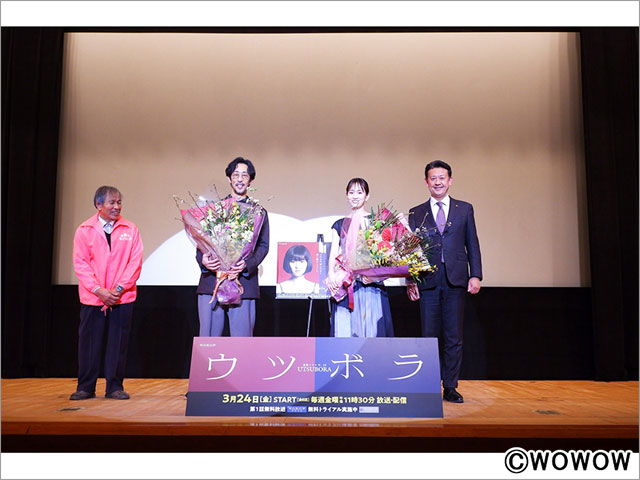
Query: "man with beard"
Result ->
[[196, 157, 270, 336]]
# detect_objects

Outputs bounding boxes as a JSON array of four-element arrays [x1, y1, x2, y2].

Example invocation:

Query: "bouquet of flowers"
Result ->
[[177, 193, 265, 305], [329, 203, 436, 307]]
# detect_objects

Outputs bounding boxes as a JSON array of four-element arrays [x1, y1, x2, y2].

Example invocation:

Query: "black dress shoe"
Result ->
[[70, 390, 96, 400], [105, 390, 130, 400], [443, 388, 464, 403]]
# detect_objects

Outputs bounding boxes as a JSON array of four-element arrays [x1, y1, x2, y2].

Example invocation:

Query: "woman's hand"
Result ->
[[324, 273, 340, 295], [406, 281, 420, 301]]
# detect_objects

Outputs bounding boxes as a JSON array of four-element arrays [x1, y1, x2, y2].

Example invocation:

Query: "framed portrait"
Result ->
[[276, 241, 331, 299]]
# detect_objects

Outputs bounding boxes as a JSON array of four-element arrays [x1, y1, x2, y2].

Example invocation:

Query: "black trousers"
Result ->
[[418, 264, 466, 389], [77, 303, 133, 394]]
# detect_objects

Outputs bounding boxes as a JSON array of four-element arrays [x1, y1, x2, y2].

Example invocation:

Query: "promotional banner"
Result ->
[[186, 337, 443, 418]]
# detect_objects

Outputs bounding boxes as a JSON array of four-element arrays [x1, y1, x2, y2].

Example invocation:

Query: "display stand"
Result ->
[[306, 297, 332, 337]]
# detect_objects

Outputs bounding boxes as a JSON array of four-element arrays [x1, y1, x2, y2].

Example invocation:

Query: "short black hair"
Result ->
[[425, 160, 452, 178], [283, 245, 313, 275], [345, 177, 369, 195], [225, 157, 256, 180], [93, 186, 121, 208]]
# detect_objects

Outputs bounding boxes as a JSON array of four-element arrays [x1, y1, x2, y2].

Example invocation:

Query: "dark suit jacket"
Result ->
[[195, 207, 269, 299], [409, 197, 482, 289]]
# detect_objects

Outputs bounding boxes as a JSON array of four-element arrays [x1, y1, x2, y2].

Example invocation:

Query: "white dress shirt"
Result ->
[[429, 195, 451, 221], [98, 215, 115, 234]]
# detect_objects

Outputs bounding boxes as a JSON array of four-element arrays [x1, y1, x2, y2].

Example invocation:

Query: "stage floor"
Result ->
[[2, 378, 638, 452]]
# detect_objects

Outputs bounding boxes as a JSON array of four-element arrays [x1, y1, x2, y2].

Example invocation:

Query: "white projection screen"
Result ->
[[53, 31, 590, 287]]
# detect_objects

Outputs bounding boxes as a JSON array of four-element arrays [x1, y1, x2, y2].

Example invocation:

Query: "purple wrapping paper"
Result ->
[[330, 265, 410, 304], [354, 265, 410, 281], [215, 279, 243, 306]]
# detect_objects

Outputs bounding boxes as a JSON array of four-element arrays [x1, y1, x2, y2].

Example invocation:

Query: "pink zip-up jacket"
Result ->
[[73, 213, 144, 306]]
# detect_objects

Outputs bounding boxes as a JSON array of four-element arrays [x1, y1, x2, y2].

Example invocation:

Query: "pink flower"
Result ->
[[391, 223, 407, 239], [380, 208, 392, 220], [223, 198, 234, 210]]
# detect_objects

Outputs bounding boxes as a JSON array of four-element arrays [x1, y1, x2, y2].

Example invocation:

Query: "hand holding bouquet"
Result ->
[[328, 203, 435, 306], [177, 194, 265, 305]]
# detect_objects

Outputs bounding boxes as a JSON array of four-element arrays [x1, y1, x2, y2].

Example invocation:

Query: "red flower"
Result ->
[[377, 241, 392, 251], [381, 227, 393, 241]]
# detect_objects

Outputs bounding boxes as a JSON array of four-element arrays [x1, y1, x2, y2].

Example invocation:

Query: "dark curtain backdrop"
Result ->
[[1, 27, 637, 380], [2, 28, 64, 377], [580, 28, 639, 380]]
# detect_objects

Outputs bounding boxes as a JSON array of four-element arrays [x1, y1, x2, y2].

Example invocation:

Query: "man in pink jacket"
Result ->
[[70, 186, 143, 400]]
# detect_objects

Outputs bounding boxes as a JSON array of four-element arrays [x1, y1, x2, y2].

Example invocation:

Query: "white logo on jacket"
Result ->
[[118, 232, 132, 241]]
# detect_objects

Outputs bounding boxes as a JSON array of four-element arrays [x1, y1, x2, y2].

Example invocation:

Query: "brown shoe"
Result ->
[[70, 390, 96, 400], [105, 390, 130, 400]]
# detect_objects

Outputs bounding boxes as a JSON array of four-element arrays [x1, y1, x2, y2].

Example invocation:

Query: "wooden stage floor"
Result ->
[[2, 378, 638, 452]]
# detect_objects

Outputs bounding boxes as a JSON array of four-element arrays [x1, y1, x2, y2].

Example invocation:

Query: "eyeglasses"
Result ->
[[231, 173, 250, 180]]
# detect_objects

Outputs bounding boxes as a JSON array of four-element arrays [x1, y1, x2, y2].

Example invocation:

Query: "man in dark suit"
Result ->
[[196, 157, 269, 336], [407, 160, 482, 403]]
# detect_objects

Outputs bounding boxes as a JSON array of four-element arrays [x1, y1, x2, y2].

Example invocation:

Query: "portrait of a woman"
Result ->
[[276, 244, 320, 295]]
